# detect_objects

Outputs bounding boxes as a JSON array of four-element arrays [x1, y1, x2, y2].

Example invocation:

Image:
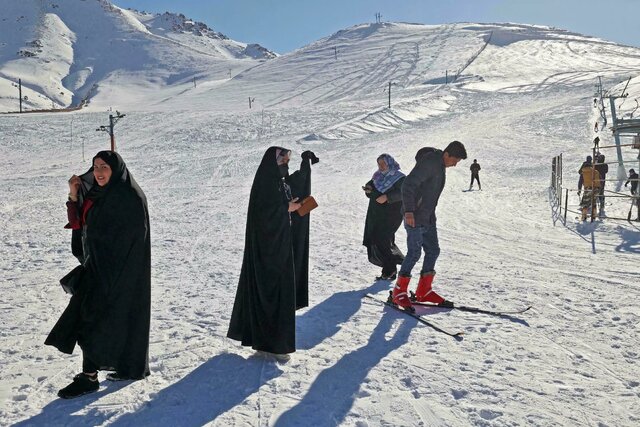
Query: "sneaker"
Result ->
[[106, 372, 135, 382], [376, 271, 397, 281], [256, 350, 291, 363], [57, 373, 99, 399]]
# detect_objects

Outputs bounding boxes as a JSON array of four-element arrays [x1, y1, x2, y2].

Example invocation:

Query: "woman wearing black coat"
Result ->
[[46, 151, 151, 399], [227, 147, 305, 361], [363, 154, 405, 280]]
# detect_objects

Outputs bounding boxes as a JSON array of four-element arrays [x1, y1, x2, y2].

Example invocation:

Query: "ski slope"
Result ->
[[1, 10, 640, 427]]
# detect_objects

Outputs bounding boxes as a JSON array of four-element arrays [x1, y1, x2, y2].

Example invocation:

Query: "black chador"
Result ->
[[45, 151, 151, 379], [286, 150, 319, 309], [228, 147, 303, 355]]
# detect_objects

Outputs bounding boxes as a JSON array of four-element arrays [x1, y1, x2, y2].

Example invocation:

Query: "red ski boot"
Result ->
[[414, 271, 453, 307], [392, 275, 413, 309]]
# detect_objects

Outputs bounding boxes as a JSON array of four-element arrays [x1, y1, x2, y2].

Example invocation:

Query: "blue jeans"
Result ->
[[398, 224, 440, 277]]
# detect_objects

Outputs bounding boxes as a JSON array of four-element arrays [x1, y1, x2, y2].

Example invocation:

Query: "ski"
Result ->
[[363, 294, 464, 339], [411, 300, 532, 317]]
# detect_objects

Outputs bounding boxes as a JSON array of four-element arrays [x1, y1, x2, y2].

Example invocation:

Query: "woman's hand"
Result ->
[[288, 197, 301, 212], [362, 184, 372, 195], [376, 194, 388, 204], [68, 175, 81, 197]]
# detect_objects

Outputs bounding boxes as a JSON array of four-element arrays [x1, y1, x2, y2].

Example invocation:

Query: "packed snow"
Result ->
[[1, 3, 639, 426]]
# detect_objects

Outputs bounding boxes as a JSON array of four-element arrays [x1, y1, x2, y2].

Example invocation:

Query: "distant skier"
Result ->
[[392, 141, 467, 309], [594, 153, 608, 212], [593, 98, 597, 108], [469, 159, 481, 190], [577, 155, 592, 196], [594, 121, 599, 132], [579, 161, 601, 221], [625, 168, 640, 221]]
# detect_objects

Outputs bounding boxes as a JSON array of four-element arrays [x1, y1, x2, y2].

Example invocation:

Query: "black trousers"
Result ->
[[470, 174, 481, 188], [83, 352, 99, 373]]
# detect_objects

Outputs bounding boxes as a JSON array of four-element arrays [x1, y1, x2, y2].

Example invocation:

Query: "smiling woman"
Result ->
[[45, 151, 152, 399]]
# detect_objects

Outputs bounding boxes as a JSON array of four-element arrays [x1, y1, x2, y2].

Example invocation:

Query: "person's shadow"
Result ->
[[13, 381, 132, 426], [275, 310, 416, 426], [296, 279, 390, 350], [15, 353, 280, 426], [105, 352, 281, 426]]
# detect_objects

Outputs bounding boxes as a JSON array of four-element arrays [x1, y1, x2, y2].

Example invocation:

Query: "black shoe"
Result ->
[[438, 300, 455, 308], [58, 373, 99, 399], [376, 271, 397, 281], [106, 372, 135, 382]]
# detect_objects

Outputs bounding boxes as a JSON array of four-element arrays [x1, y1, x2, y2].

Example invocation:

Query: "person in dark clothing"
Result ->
[[469, 159, 481, 190], [594, 154, 608, 211], [363, 154, 406, 281], [228, 147, 306, 362], [46, 151, 151, 399], [579, 162, 601, 221], [392, 141, 467, 309], [286, 150, 319, 309], [625, 168, 640, 221], [577, 155, 592, 195]]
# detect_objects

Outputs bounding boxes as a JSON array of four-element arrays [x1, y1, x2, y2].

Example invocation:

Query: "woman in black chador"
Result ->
[[287, 150, 319, 309], [228, 147, 316, 360], [46, 151, 151, 399], [363, 153, 405, 280]]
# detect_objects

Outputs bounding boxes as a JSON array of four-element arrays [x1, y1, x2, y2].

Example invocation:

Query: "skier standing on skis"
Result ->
[[392, 141, 467, 309], [469, 159, 481, 190], [579, 161, 601, 221], [594, 153, 608, 212], [577, 155, 592, 196]]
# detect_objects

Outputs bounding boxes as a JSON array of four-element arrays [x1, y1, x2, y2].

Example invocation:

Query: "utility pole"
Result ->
[[249, 97, 255, 109], [388, 82, 391, 108], [445, 70, 448, 84], [96, 111, 126, 151], [18, 79, 22, 113], [333, 47, 337, 60]]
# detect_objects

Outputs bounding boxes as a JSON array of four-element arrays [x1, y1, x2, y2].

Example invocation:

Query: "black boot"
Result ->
[[58, 373, 99, 399]]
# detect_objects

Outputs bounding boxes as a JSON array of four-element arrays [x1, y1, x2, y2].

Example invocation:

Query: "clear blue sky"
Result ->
[[112, 0, 640, 53]]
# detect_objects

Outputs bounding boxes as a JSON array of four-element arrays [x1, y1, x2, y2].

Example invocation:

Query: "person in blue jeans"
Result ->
[[392, 141, 467, 309]]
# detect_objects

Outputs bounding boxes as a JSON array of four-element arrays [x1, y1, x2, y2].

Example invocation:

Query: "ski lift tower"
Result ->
[[96, 111, 126, 152], [608, 78, 640, 182]]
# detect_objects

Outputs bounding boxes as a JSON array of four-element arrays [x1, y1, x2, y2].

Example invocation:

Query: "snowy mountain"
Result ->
[[2, 11, 640, 427], [124, 10, 277, 60], [0, 0, 274, 112]]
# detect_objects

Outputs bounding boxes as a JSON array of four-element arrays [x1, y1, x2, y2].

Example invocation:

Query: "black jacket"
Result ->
[[626, 171, 639, 194], [401, 149, 446, 226]]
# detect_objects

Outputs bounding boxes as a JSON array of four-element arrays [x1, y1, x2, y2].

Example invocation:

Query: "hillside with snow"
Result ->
[[0, 0, 274, 112], [1, 3, 640, 426]]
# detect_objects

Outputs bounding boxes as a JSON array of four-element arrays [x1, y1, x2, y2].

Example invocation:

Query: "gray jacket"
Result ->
[[401, 149, 446, 226]]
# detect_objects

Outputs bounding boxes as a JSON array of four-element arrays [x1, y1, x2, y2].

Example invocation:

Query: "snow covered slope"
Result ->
[[0, 0, 272, 112], [1, 13, 640, 427], [127, 10, 277, 60]]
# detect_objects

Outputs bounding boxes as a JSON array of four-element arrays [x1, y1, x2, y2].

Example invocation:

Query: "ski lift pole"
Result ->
[[109, 114, 115, 151], [96, 111, 125, 152], [18, 79, 22, 113]]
